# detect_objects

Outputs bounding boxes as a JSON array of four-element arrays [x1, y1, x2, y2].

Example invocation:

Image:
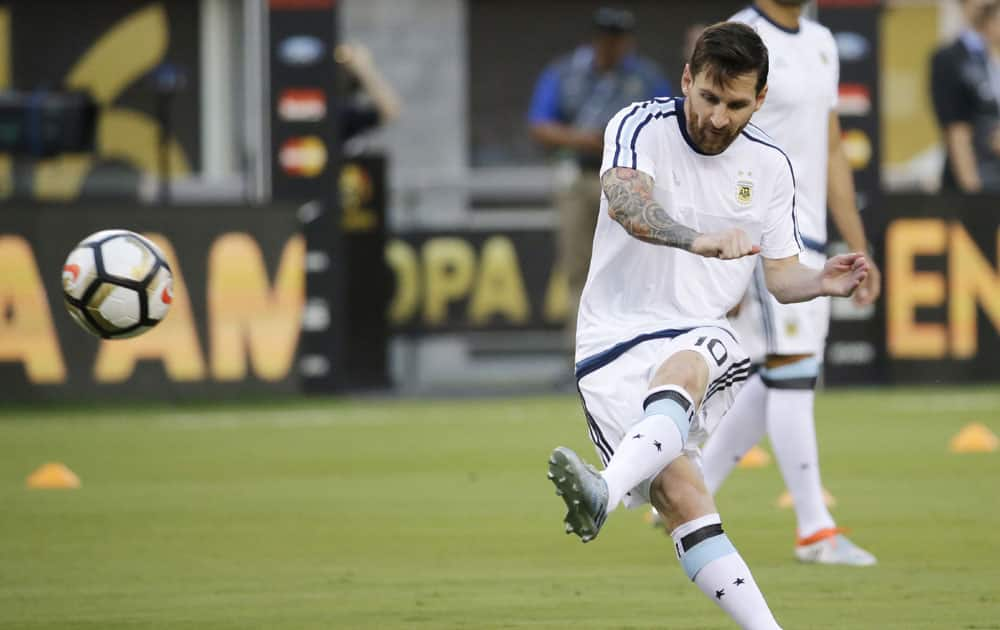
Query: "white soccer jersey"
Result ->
[[576, 97, 802, 362], [732, 6, 840, 249]]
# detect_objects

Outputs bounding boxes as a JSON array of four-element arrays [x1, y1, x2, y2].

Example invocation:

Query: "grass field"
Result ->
[[1, 386, 999, 629]]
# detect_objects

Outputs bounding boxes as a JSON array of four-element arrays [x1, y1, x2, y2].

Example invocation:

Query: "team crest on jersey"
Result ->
[[736, 179, 753, 206]]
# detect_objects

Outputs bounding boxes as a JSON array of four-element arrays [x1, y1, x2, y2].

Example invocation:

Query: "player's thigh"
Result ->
[[576, 334, 714, 464], [662, 328, 751, 448]]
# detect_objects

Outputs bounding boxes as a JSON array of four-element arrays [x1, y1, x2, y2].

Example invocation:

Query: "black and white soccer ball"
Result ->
[[61, 229, 174, 339]]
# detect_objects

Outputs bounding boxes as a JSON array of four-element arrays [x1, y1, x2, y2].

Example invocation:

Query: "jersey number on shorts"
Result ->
[[695, 336, 728, 367]]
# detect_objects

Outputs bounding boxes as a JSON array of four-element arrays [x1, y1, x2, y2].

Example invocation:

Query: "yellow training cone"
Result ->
[[737, 445, 772, 469], [949, 423, 998, 454], [776, 488, 836, 509], [26, 463, 81, 489]]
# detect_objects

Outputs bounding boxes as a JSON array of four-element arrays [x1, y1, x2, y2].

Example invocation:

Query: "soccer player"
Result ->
[[547, 23, 869, 629], [699, 0, 882, 566]]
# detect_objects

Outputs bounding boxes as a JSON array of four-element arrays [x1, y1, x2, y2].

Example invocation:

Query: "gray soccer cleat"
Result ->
[[795, 531, 877, 566], [547, 446, 609, 543]]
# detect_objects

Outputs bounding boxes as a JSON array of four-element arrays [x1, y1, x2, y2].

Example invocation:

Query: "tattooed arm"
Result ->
[[601, 167, 760, 259]]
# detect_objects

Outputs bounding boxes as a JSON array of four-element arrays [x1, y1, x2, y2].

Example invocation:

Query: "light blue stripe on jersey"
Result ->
[[613, 98, 676, 170], [741, 124, 804, 251], [761, 356, 820, 380], [681, 534, 738, 580], [644, 397, 692, 443]]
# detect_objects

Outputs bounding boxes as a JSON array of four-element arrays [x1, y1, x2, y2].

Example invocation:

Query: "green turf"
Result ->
[[1, 387, 999, 629]]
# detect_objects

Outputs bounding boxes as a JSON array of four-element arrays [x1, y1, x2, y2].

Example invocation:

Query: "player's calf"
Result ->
[[654, 457, 783, 629]]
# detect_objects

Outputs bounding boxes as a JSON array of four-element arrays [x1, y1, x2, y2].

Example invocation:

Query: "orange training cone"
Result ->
[[737, 445, 772, 469], [949, 423, 998, 454], [26, 463, 81, 489], [776, 488, 836, 509]]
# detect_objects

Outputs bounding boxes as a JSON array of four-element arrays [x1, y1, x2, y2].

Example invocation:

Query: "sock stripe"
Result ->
[[643, 388, 692, 413], [759, 357, 819, 390], [681, 533, 738, 581], [680, 523, 725, 552], [761, 375, 816, 390], [643, 390, 695, 443]]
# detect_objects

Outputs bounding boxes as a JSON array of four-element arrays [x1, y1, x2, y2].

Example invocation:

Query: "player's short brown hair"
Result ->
[[688, 22, 769, 94]]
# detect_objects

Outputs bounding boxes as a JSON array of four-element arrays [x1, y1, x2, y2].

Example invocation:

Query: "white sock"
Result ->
[[600, 386, 693, 511], [701, 373, 768, 494], [671, 514, 782, 630], [766, 387, 836, 538]]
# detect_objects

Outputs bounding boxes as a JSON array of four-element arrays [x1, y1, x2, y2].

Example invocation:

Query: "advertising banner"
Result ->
[[387, 229, 564, 334], [817, 0, 884, 384], [0, 204, 303, 402], [340, 155, 390, 389], [879, 195, 1000, 384], [268, 0, 338, 202], [0, 0, 201, 200], [386, 196, 999, 387], [818, 0, 881, 197], [268, 0, 343, 393], [3, 197, 994, 401]]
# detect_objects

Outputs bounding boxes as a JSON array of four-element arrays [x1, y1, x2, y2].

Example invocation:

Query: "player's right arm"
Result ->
[[601, 167, 759, 259]]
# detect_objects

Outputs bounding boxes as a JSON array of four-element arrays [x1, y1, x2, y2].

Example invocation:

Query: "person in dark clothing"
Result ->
[[930, 0, 1000, 192], [335, 43, 401, 143]]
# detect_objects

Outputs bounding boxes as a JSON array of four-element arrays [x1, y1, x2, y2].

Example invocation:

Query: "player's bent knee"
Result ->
[[760, 354, 819, 390], [651, 351, 710, 408], [650, 460, 716, 531]]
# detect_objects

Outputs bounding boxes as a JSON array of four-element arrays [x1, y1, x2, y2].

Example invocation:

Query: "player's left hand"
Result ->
[[852, 256, 881, 306], [820, 252, 869, 298]]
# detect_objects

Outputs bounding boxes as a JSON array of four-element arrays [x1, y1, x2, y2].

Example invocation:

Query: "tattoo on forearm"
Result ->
[[601, 168, 699, 250]]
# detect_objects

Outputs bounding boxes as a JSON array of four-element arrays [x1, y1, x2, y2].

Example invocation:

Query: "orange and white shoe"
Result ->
[[795, 528, 877, 566]]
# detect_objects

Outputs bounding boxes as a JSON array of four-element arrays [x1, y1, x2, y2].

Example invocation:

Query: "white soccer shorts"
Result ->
[[575, 326, 751, 507], [731, 248, 830, 362]]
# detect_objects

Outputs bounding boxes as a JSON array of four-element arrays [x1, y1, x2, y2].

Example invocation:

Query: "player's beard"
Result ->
[[687, 113, 748, 155]]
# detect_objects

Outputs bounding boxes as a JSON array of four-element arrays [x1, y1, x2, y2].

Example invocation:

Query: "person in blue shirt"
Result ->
[[528, 7, 671, 365]]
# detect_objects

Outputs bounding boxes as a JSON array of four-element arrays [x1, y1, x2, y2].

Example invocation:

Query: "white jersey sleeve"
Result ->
[[761, 156, 802, 259], [600, 102, 662, 181]]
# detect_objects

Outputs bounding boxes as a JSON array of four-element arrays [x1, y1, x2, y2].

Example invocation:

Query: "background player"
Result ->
[[547, 23, 869, 629], [699, 0, 882, 566]]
